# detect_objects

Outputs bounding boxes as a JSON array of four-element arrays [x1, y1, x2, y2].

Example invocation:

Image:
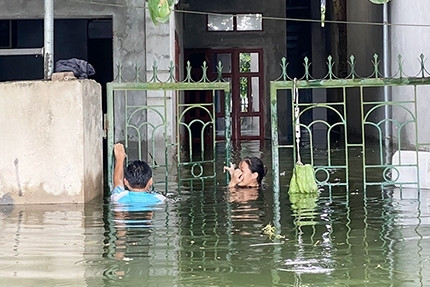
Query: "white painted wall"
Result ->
[[391, 1, 430, 149], [0, 80, 103, 204]]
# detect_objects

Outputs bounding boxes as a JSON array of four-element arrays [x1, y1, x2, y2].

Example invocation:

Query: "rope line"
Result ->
[[63, 0, 430, 29], [293, 78, 302, 165]]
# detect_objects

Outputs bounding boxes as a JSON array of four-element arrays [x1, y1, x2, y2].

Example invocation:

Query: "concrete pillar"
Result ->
[[0, 80, 103, 204], [391, 0, 430, 148]]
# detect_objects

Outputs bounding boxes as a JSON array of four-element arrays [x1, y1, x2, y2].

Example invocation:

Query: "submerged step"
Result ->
[[391, 150, 430, 189]]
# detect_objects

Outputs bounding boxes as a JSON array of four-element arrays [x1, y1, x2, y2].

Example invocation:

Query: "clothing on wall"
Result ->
[[55, 58, 95, 79]]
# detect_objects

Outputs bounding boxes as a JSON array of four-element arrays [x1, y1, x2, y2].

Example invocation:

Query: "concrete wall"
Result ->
[[391, 1, 430, 149], [0, 80, 103, 204], [145, 10, 177, 151], [111, 12, 179, 160], [347, 2, 383, 76], [347, 1, 384, 139]]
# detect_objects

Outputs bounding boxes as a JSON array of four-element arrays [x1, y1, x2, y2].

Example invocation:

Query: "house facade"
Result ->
[[0, 1, 429, 146]]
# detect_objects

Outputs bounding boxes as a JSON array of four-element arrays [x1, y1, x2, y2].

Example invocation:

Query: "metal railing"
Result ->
[[106, 61, 231, 192], [271, 54, 430, 195]]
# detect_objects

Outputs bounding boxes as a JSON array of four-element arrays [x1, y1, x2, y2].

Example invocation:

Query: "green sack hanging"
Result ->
[[288, 78, 318, 194], [148, 0, 176, 25], [289, 162, 319, 194]]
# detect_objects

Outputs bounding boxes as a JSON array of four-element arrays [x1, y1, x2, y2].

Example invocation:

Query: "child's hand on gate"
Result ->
[[223, 162, 235, 176], [224, 163, 243, 187]]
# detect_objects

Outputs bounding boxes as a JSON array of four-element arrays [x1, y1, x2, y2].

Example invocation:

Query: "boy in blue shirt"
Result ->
[[111, 143, 165, 206]]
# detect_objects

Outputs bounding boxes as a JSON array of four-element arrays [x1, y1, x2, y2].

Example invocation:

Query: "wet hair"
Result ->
[[240, 157, 267, 185], [124, 160, 152, 189]]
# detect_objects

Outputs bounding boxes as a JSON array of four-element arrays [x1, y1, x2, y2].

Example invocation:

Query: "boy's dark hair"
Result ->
[[241, 157, 267, 185], [124, 160, 152, 189]]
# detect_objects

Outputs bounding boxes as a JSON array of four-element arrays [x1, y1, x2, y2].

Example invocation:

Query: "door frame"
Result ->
[[208, 48, 264, 143]]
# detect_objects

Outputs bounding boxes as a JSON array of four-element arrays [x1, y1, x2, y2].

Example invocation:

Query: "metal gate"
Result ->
[[106, 61, 231, 192], [271, 54, 430, 193]]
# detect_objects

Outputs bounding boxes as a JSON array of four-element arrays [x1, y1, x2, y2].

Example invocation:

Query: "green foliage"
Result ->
[[239, 53, 251, 100], [262, 223, 285, 241], [239, 53, 251, 73]]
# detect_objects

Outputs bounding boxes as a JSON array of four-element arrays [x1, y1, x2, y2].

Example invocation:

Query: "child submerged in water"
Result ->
[[111, 143, 165, 205], [223, 157, 267, 188]]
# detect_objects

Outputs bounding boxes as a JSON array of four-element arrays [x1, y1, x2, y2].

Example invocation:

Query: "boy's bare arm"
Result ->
[[113, 143, 127, 188]]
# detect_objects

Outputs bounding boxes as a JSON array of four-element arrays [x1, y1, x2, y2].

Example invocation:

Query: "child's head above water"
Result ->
[[239, 157, 267, 186], [224, 156, 267, 188], [124, 160, 153, 190]]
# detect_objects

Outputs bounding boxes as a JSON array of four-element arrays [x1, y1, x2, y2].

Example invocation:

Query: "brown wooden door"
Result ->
[[210, 48, 264, 143], [184, 48, 264, 143]]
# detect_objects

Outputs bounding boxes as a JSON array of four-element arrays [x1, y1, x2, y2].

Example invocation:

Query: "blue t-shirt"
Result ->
[[111, 186, 166, 210]]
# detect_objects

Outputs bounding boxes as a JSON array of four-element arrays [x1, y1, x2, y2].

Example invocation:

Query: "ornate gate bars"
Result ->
[[271, 54, 430, 193], [106, 61, 231, 192]]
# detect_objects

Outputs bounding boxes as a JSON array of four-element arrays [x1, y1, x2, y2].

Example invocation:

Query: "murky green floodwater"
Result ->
[[1, 145, 430, 286], [1, 185, 430, 286]]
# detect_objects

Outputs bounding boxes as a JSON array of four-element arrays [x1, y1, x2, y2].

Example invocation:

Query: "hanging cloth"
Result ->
[[288, 79, 319, 194], [148, 0, 177, 25]]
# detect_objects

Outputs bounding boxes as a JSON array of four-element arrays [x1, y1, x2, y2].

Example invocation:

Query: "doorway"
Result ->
[[184, 48, 264, 144]]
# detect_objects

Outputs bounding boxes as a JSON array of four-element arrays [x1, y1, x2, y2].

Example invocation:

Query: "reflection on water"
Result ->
[[2, 152, 430, 285], [288, 191, 320, 227], [102, 203, 179, 286], [0, 204, 105, 286]]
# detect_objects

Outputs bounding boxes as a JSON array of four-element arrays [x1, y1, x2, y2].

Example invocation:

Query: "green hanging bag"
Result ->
[[148, 0, 176, 25], [288, 79, 318, 194], [289, 162, 318, 194]]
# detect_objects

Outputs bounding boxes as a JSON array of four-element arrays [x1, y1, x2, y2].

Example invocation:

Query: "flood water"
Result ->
[[1, 144, 430, 286]]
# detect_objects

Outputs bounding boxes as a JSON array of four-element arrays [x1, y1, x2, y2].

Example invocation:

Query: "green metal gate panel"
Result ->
[[106, 61, 231, 192], [271, 54, 430, 193]]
